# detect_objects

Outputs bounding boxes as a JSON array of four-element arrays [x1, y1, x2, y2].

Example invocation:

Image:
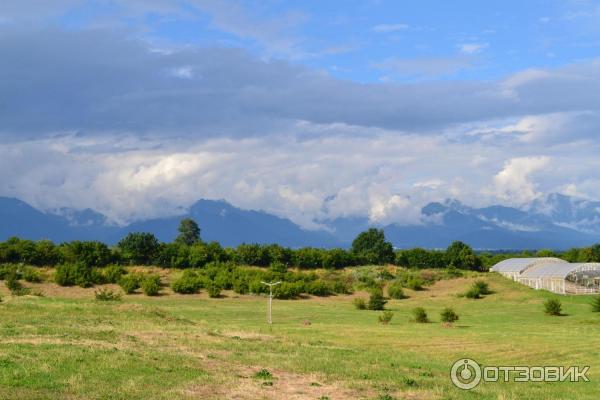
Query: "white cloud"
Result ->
[[459, 43, 488, 54], [372, 23, 409, 33], [486, 156, 551, 205]]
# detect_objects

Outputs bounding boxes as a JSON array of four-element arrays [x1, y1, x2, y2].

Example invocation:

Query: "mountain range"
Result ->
[[2, 193, 600, 250]]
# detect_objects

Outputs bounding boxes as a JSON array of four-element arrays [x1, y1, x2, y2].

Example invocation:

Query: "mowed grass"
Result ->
[[1, 271, 600, 399]]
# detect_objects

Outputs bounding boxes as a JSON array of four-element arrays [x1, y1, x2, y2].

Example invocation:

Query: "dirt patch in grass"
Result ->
[[181, 363, 374, 400]]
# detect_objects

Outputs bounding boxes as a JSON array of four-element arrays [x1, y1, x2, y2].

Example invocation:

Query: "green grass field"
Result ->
[[1, 269, 599, 399]]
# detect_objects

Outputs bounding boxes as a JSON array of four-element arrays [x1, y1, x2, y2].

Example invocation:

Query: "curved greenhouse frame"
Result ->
[[490, 257, 567, 281], [492, 258, 600, 294], [519, 262, 600, 294]]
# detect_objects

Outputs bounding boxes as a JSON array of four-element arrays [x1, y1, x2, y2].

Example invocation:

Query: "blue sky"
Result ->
[[53, 0, 600, 82], [1, 1, 600, 227]]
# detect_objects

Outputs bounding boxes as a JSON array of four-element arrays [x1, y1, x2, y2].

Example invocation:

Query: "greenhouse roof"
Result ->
[[520, 263, 600, 279], [491, 257, 566, 273]]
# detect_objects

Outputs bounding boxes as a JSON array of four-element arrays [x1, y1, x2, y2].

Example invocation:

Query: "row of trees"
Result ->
[[0, 219, 485, 270]]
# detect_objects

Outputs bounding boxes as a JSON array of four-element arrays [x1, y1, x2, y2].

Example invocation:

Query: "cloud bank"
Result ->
[[0, 22, 599, 228]]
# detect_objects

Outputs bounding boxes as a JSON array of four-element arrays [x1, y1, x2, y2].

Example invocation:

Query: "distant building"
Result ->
[[491, 258, 600, 294]]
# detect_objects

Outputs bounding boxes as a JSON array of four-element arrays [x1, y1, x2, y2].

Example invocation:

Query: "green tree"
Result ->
[[175, 218, 201, 246], [445, 241, 482, 270], [351, 228, 394, 265], [117, 232, 160, 265]]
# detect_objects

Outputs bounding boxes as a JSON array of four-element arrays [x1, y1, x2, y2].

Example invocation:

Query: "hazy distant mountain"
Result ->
[[382, 196, 598, 249], [0, 197, 341, 247], [2, 194, 600, 249]]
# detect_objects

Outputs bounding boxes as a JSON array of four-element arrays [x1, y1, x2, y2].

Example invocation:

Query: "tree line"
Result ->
[[0, 218, 493, 271]]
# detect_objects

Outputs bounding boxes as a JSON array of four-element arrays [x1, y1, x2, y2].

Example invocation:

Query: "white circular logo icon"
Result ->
[[450, 358, 482, 390]]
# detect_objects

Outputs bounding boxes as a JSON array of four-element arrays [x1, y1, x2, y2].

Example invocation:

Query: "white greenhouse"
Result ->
[[491, 258, 600, 294], [490, 258, 567, 281]]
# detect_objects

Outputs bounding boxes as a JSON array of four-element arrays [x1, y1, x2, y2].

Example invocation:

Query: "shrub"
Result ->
[[119, 274, 142, 294], [405, 277, 424, 291], [94, 288, 122, 301], [353, 298, 367, 310], [440, 307, 459, 323], [387, 282, 405, 299], [172, 270, 203, 294], [306, 280, 332, 296], [544, 298, 562, 316], [22, 267, 43, 283], [274, 282, 302, 299], [232, 278, 249, 294], [270, 261, 287, 273], [254, 369, 273, 380], [102, 265, 126, 284], [141, 275, 161, 296], [368, 289, 387, 310], [473, 280, 490, 295], [55, 263, 101, 288], [411, 307, 429, 323], [464, 287, 481, 299], [206, 282, 221, 298], [331, 279, 353, 295], [378, 310, 394, 324], [591, 295, 600, 312], [6, 272, 30, 296]]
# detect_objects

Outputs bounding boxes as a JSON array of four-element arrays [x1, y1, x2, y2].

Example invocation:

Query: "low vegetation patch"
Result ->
[[254, 369, 273, 380], [462, 279, 492, 299], [378, 310, 394, 324], [353, 298, 367, 310], [94, 288, 122, 301], [141, 275, 161, 296], [411, 307, 429, 323], [544, 298, 563, 316], [387, 281, 406, 299], [440, 307, 459, 323], [171, 270, 204, 294], [368, 289, 387, 310], [119, 273, 143, 294]]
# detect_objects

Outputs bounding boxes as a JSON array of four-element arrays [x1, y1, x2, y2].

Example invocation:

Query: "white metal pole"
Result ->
[[261, 281, 281, 326]]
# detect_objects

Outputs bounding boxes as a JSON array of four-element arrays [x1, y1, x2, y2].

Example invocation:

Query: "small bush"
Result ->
[[306, 280, 332, 296], [119, 274, 142, 294], [368, 289, 387, 310], [55, 263, 100, 288], [331, 279, 353, 294], [411, 307, 429, 323], [464, 287, 481, 299], [473, 280, 491, 295], [274, 282, 302, 299], [172, 270, 202, 294], [270, 262, 287, 273], [102, 265, 126, 284], [206, 282, 222, 298], [6, 273, 30, 296], [440, 307, 459, 323], [591, 295, 600, 312], [22, 267, 43, 283], [387, 282, 405, 299], [232, 278, 249, 294], [94, 288, 122, 301], [406, 277, 424, 291], [544, 298, 562, 316], [353, 298, 367, 310], [141, 275, 161, 296], [378, 310, 394, 324], [254, 369, 272, 380]]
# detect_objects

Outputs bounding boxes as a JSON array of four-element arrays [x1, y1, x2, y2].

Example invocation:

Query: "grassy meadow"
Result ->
[[0, 268, 599, 399]]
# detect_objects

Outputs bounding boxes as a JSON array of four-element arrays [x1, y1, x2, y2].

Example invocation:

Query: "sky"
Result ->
[[1, 0, 600, 228]]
